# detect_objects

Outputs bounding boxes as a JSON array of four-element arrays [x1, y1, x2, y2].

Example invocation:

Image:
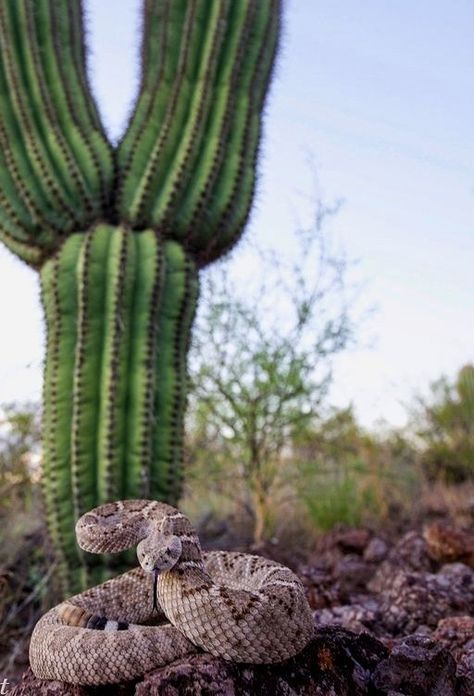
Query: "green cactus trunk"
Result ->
[[0, 0, 280, 595], [40, 226, 197, 592]]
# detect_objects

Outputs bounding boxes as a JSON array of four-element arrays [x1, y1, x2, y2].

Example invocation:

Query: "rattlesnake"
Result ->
[[30, 500, 314, 685]]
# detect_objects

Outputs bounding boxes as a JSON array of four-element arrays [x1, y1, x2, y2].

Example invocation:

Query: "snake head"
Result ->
[[136, 533, 182, 574], [137, 533, 182, 613]]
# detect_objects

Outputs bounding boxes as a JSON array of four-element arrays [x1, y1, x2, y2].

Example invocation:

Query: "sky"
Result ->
[[0, 0, 473, 429]]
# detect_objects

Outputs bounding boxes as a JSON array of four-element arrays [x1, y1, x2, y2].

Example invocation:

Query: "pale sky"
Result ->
[[0, 0, 473, 429]]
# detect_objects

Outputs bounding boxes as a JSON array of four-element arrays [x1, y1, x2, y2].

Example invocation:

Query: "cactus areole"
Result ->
[[0, 0, 280, 593]]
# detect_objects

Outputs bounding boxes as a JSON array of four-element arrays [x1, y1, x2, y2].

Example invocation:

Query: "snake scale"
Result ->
[[29, 500, 314, 685]]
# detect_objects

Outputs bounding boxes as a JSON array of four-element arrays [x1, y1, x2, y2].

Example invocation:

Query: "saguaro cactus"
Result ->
[[0, 0, 280, 593]]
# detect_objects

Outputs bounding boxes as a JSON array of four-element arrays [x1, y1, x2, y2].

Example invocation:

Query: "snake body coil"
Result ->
[[30, 500, 314, 685]]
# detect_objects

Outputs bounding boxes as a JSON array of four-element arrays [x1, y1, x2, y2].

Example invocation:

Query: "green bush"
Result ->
[[300, 458, 380, 531], [416, 365, 474, 483]]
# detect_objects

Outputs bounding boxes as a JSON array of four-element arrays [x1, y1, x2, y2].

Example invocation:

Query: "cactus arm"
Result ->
[[0, 125, 48, 253], [18, 2, 95, 213], [172, 0, 259, 235], [146, 0, 232, 228], [63, 0, 109, 136], [33, 0, 112, 211], [117, 0, 231, 226], [0, 32, 60, 240], [47, 0, 114, 209], [117, 0, 177, 170], [118, 0, 212, 225], [0, 2, 79, 224], [0, 0, 113, 263], [116, 0, 281, 266], [204, 1, 281, 263]]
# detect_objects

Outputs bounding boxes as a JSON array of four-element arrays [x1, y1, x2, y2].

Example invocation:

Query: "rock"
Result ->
[[363, 537, 388, 563], [137, 627, 387, 696], [423, 523, 474, 567], [11, 627, 388, 696], [372, 634, 457, 696], [369, 532, 433, 593], [299, 564, 344, 609], [335, 528, 371, 554], [314, 598, 381, 635], [457, 647, 474, 696], [433, 616, 474, 660], [377, 563, 474, 635], [333, 555, 374, 594], [432, 616, 474, 695], [11, 671, 133, 695], [301, 553, 375, 610]]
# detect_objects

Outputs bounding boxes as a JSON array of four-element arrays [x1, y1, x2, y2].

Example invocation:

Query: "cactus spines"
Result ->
[[0, 0, 280, 593], [117, 0, 280, 263], [41, 233, 84, 592], [0, 0, 114, 263], [41, 226, 198, 590]]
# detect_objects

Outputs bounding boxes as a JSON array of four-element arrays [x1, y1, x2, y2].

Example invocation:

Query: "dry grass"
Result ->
[[416, 480, 474, 528], [0, 489, 55, 684]]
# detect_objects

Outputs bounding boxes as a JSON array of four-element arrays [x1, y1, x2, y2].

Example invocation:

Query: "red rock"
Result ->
[[372, 634, 457, 696], [11, 627, 388, 696], [369, 532, 433, 593], [377, 563, 474, 635], [433, 616, 474, 662], [335, 528, 371, 554], [423, 523, 474, 567], [457, 648, 474, 696]]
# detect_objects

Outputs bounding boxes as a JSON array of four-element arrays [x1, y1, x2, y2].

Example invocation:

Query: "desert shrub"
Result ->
[[0, 403, 50, 679], [414, 365, 474, 483], [187, 204, 353, 544], [300, 457, 380, 530], [0, 403, 41, 514], [294, 407, 422, 531]]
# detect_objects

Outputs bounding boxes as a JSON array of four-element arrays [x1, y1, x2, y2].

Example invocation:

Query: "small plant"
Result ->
[[415, 365, 474, 483], [0, 403, 41, 514], [294, 407, 422, 532], [301, 458, 379, 531], [186, 207, 352, 544]]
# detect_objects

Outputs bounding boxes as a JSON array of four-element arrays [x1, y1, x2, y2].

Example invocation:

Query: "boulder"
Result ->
[[11, 626, 387, 696], [372, 634, 457, 696], [377, 563, 474, 635], [423, 523, 474, 567]]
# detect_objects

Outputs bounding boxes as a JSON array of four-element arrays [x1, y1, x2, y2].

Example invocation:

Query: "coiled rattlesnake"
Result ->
[[30, 500, 314, 685]]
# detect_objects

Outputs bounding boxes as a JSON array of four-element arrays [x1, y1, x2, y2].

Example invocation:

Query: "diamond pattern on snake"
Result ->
[[30, 500, 314, 685]]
